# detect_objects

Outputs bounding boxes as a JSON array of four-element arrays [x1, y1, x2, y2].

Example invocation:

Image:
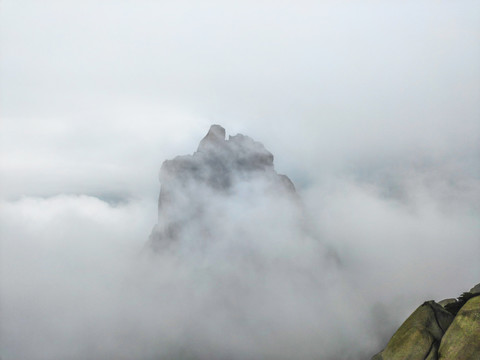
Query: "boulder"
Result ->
[[371, 285, 480, 360], [438, 296, 480, 360], [372, 301, 454, 360]]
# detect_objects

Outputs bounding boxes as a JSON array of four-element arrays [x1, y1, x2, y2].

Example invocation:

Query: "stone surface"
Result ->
[[438, 298, 456, 308], [372, 285, 480, 360], [469, 283, 480, 294], [438, 296, 480, 360], [372, 301, 454, 360]]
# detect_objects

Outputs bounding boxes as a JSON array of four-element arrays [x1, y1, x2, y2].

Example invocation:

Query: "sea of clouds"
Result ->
[[1, 1, 479, 359]]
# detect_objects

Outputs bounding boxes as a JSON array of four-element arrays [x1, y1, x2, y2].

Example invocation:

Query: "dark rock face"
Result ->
[[372, 284, 480, 360], [149, 124, 297, 251]]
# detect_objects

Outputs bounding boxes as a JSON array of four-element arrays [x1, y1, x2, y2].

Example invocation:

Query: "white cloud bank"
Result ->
[[1, 159, 478, 360]]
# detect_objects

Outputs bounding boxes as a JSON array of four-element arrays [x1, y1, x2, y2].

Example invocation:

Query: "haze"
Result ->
[[1, 1, 479, 359]]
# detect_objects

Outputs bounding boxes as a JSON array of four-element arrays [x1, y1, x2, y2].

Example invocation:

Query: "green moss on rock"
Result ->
[[469, 283, 480, 294], [438, 296, 480, 360], [372, 301, 453, 360]]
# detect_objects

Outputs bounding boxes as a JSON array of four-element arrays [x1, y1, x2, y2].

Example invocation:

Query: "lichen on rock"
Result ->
[[438, 296, 480, 360], [372, 284, 480, 360]]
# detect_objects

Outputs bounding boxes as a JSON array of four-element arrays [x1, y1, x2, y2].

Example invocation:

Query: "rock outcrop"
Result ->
[[148, 124, 297, 251], [372, 283, 480, 360], [438, 296, 480, 359]]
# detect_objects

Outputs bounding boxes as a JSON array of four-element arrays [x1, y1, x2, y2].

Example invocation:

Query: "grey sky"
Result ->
[[1, 0, 479, 199]]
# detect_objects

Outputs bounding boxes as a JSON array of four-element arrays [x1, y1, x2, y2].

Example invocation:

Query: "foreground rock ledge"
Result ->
[[372, 283, 480, 360]]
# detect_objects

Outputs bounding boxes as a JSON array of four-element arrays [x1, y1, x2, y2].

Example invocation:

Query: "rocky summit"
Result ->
[[372, 283, 480, 360], [148, 124, 297, 251]]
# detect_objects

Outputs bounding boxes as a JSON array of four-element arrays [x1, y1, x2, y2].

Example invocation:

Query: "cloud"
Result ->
[[1, 145, 479, 359], [1, 1, 479, 200], [0, 190, 379, 360], [304, 166, 480, 300], [0, 195, 152, 359], [1, 1, 479, 359]]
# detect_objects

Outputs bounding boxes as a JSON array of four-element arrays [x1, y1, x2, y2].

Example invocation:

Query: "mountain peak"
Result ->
[[149, 125, 297, 251], [197, 124, 226, 152]]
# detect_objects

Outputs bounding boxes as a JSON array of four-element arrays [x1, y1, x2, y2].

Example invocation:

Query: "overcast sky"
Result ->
[[1, 1, 480, 359], [1, 0, 479, 199]]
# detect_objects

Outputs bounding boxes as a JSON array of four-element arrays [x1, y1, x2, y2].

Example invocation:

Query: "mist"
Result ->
[[1, 1, 480, 359], [2, 135, 478, 359]]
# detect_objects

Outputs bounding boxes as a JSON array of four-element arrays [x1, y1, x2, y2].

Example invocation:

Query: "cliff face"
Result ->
[[149, 124, 298, 251], [372, 284, 480, 360]]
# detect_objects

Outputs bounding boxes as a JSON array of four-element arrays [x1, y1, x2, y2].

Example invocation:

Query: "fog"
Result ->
[[1, 1, 479, 359]]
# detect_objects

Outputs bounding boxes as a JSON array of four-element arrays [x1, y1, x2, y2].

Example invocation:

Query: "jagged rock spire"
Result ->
[[197, 124, 226, 152], [148, 125, 297, 251]]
